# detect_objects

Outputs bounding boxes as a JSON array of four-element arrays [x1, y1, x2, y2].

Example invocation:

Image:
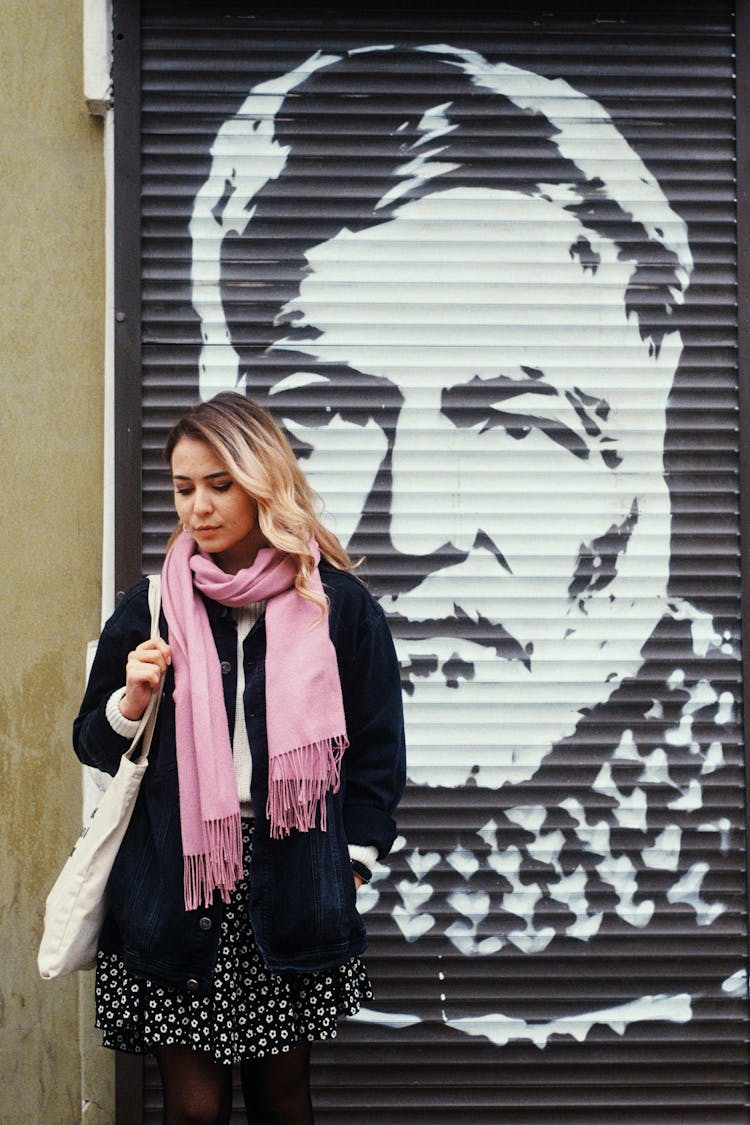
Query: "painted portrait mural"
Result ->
[[164, 40, 744, 1066]]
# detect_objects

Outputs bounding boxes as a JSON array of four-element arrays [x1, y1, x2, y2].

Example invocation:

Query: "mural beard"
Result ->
[[353, 596, 741, 1045], [187, 44, 743, 1051]]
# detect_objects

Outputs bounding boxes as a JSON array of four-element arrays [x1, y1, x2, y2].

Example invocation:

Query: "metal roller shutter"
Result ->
[[114, 2, 748, 1121]]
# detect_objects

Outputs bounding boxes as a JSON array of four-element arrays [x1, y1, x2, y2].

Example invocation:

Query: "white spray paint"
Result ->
[[447, 846, 479, 879], [593, 762, 648, 833], [596, 854, 654, 928], [701, 742, 725, 775], [637, 747, 676, 788], [722, 969, 748, 998], [393, 878, 436, 942], [445, 890, 495, 955], [667, 863, 725, 926], [351, 1007, 421, 1029], [698, 818, 731, 853], [641, 827, 682, 872], [716, 692, 735, 725], [667, 779, 703, 813], [548, 866, 604, 941], [447, 993, 692, 1049]]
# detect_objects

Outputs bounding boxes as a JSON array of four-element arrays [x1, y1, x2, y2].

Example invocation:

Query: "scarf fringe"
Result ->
[[183, 812, 244, 911], [266, 736, 348, 838]]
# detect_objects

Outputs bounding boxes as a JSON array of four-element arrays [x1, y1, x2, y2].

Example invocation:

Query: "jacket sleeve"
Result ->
[[340, 598, 406, 860], [72, 580, 151, 776]]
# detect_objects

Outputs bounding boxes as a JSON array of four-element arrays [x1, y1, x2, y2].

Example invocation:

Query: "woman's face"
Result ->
[[171, 436, 266, 573]]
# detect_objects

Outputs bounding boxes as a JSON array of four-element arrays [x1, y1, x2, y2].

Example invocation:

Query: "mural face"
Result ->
[[269, 185, 680, 788], [187, 44, 743, 1052]]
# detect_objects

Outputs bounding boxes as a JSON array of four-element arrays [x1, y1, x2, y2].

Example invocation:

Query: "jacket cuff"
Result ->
[[105, 688, 141, 739], [343, 803, 398, 860]]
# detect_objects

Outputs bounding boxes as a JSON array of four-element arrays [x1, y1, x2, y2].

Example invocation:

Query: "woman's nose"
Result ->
[[194, 488, 214, 515]]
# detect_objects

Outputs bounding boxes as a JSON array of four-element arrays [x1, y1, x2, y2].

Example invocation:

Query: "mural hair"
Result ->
[[164, 392, 355, 608], [220, 45, 687, 380]]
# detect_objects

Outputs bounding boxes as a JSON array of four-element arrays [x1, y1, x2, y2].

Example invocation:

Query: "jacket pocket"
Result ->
[[255, 812, 356, 958]]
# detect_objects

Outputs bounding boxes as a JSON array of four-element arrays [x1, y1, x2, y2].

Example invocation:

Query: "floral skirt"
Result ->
[[95, 820, 372, 1064]]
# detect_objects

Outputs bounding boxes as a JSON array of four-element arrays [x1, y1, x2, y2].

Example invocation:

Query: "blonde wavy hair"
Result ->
[[164, 392, 355, 609]]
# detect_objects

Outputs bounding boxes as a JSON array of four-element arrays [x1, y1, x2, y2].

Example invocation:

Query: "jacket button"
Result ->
[[198, 916, 212, 932], [186, 978, 199, 993], [220, 661, 231, 674]]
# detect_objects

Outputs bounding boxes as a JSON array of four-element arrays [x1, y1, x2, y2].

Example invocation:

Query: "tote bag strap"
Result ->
[[127, 573, 164, 766]]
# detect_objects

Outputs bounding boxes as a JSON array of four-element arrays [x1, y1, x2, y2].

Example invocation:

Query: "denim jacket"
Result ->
[[73, 563, 405, 996]]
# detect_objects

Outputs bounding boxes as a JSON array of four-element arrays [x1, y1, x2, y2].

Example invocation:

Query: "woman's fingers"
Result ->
[[127, 658, 165, 688], [127, 640, 172, 680], [133, 638, 172, 664], [120, 640, 173, 720]]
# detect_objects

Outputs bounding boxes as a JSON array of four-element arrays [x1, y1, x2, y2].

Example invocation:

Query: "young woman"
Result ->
[[73, 392, 406, 1124]]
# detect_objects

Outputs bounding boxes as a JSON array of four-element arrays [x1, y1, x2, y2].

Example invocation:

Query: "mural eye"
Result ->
[[281, 400, 336, 430], [268, 371, 393, 432], [446, 401, 591, 461], [268, 374, 338, 429], [441, 375, 589, 457]]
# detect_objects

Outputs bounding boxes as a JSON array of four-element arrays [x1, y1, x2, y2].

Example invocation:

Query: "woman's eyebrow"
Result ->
[[172, 470, 230, 481]]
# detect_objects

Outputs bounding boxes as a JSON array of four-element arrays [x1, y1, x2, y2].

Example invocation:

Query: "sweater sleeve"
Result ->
[[340, 599, 406, 859], [106, 687, 142, 738], [73, 581, 152, 776]]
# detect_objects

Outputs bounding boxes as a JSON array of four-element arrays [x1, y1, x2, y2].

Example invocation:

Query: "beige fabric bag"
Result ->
[[38, 575, 164, 979]]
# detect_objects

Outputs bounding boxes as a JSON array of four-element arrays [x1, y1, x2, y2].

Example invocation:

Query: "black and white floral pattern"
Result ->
[[95, 821, 372, 1063]]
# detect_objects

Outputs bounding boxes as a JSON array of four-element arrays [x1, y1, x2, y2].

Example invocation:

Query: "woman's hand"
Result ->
[[353, 872, 364, 891], [119, 638, 172, 721]]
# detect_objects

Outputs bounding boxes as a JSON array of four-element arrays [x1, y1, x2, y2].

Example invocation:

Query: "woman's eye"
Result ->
[[214, 483, 232, 492]]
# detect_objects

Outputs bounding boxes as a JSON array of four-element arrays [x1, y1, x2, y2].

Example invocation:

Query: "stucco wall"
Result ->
[[0, 3, 108, 1123]]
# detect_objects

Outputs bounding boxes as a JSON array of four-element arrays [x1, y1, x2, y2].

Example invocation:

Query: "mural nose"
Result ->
[[342, 444, 471, 596], [388, 433, 473, 559], [382, 540, 471, 597]]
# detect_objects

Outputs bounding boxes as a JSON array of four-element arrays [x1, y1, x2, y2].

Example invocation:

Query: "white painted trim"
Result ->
[[83, 0, 112, 116], [101, 107, 116, 626]]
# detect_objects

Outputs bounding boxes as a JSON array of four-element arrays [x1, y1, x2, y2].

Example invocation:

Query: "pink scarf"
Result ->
[[162, 531, 348, 910]]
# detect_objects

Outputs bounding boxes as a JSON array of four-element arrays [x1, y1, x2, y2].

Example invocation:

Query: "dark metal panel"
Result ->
[[113, 0, 144, 594], [734, 0, 750, 1093], [116, 2, 748, 1122]]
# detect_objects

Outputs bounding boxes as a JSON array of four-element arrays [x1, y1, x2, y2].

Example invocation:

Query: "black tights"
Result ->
[[156, 1041, 314, 1125]]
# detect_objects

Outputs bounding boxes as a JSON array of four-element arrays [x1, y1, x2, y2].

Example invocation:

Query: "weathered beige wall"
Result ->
[[0, 3, 108, 1123]]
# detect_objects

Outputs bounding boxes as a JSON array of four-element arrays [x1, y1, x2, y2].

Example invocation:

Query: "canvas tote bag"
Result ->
[[38, 574, 164, 979]]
